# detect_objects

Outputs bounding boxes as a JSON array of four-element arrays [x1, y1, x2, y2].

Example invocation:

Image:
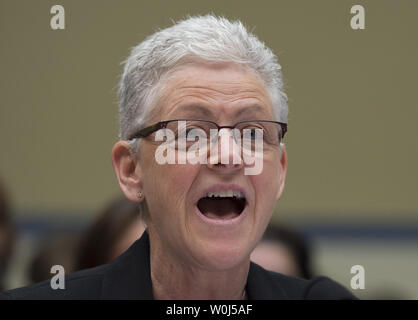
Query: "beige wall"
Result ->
[[1, 0, 417, 222]]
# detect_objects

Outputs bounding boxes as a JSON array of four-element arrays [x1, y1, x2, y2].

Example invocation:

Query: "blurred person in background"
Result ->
[[0, 180, 16, 292], [251, 224, 313, 279], [28, 234, 79, 284], [27, 196, 144, 284], [75, 196, 146, 270]]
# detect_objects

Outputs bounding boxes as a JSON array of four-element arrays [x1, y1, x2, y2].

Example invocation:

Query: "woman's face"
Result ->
[[138, 63, 287, 271]]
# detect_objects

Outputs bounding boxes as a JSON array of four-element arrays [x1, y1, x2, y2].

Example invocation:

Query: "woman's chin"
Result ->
[[190, 242, 251, 271]]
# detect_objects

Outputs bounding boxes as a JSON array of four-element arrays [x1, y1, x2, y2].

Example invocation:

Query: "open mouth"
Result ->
[[197, 190, 247, 220]]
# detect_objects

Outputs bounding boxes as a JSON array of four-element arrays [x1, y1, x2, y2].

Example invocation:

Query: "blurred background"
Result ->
[[0, 0, 417, 299]]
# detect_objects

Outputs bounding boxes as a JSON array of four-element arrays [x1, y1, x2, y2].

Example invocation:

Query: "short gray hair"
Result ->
[[118, 15, 288, 142]]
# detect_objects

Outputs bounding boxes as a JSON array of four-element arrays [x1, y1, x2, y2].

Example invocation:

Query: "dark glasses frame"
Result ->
[[128, 119, 287, 141]]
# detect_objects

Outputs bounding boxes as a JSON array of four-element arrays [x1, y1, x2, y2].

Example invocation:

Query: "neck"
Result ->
[[149, 232, 250, 300]]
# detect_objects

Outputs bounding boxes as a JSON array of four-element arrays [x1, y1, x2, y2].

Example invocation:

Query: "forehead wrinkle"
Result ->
[[176, 79, 273, 111], [169, 85, 270, 109], [164, 93, 273, 123], [178, 84, 266, 101], [156, 67, 273, 120]]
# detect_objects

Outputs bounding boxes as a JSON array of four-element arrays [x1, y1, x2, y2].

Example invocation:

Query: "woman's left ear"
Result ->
[[276, 144, 288, 200], [111, 141, 143, 203]]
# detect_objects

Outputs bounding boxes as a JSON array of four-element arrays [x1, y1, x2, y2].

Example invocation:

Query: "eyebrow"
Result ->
[[234, 105, 267, 118], [175, 104, 214, 118], [173, 104, 268, 119]]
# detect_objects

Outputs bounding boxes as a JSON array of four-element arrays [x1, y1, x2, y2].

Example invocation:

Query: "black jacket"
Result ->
[[1, 232, 356, 300]]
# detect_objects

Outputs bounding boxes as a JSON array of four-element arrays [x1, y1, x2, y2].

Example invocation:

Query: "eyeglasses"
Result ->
[[128, 119, 287, 149]]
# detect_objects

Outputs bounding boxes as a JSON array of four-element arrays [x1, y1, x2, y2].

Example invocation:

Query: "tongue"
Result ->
[[197, 198, 242, 220]]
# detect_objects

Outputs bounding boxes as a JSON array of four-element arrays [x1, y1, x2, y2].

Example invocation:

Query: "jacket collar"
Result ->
[[100, 231, 153, 299]]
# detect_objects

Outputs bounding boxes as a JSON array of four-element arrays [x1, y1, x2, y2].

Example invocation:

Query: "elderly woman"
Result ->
[[2, 15, 355, 300]]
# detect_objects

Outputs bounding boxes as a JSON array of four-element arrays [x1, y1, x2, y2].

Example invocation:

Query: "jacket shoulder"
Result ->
[[268, 271, 357, 300], [248, 262, 357, 300]]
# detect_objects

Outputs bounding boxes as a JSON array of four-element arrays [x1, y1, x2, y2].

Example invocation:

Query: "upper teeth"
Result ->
[[204, 190, 245, 198]]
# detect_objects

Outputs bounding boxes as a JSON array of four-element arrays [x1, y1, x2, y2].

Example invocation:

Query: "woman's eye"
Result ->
[[185, 127, 196, 135], [186, 127, 207, 137], [175, 127, 195, 137], [243, 127, 262, 140]]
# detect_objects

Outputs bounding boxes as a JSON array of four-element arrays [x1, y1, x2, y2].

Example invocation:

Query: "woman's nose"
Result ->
[[206, 129, 244, 171]]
